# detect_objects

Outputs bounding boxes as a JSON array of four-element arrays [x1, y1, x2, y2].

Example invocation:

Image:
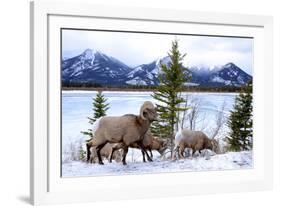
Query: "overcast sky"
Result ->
[[62, 29, 253, 75]]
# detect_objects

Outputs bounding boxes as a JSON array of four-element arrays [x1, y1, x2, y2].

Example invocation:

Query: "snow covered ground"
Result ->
[[61, 91, 253, 177], [62, 150, 253, 177]]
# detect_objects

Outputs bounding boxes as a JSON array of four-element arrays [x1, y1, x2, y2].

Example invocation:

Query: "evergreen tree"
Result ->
[[81, 91, 110, 139], [151, 39, 189, 151], [226, 80, 253, 151]]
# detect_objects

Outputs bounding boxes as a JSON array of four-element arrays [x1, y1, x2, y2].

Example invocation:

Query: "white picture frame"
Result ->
[[30, 0, 273, 205]]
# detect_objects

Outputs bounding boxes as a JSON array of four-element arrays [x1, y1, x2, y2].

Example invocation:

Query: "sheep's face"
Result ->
[[143, 107, 158, 122], [140, 101, 158, 122]]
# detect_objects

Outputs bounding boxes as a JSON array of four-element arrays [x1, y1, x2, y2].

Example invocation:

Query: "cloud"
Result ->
[[62, 29, 253, 75]]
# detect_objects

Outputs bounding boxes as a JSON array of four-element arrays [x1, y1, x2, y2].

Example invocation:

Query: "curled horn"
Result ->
[[140, 101, 154, 120]]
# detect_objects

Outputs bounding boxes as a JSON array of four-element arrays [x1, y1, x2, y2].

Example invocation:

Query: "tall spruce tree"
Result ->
[[81, 91, 110, 138], [226, 80, 253, 151], [151, 39, 189, 152]]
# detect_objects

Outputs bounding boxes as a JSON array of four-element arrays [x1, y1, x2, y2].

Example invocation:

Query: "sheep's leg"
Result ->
[[179, 148, 185, 159], [149, 148, 153, 159], [89, 149, 95, 164], [180, 151, 185, 159], [109, 148, 116, 163], [122, 146, 129, 165], [96, 142, 107, 165], [141, 150, 146, 162], [179, 145, 185, 159], [86, 142, 92, 162], [137, 142, 152, 162]]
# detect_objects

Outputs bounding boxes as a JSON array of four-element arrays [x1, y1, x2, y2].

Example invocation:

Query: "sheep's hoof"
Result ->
[[98, 161, 104, 165], [148, 158, 153, 162], [122, 162, 127, 165]]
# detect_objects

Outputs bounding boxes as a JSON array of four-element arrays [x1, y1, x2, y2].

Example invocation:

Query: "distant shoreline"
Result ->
[[62, 87, 156, 92], [61, 87, 241, 93]]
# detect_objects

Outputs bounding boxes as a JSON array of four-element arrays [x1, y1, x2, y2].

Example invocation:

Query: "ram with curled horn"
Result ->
[[86, 101, 158, 165]]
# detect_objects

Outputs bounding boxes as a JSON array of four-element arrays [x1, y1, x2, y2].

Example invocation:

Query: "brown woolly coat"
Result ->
[[177, 129, 218, 158]]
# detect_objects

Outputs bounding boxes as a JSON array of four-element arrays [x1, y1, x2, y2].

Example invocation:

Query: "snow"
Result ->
[[151, 56, 171, 76], [74, 71, 83, 76], [237, 75, 245, 84], [82, 49, 94, 60], [95, 50, 108, 60], [150, 67, 158, 75], [61, 91, 253, 177], [62, 151, 252, 177], [127, 66, 143, 78], [91, 66, 100, 71], [224, 63, 234, 68], [91, 54, 95, 65], [184, 82, 200, 86], [227, 70, 238, 77], [225, 80, 232, 85], [109, 70, 115, 77], [211, 76, 232, 86], [126, 77, 147, 85], [211, 76, 226, 83], [160, 56, 171, 65], [155, 57, 161, 66], [146, 72, 154, 80]]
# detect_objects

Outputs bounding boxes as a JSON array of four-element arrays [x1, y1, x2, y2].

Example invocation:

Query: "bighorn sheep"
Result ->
[[147, 136, 168, 159], [108, 132, 168, 163], [87, 101, 158, 165], [89, 143, 122, 163], [173, 129, 219, 159]]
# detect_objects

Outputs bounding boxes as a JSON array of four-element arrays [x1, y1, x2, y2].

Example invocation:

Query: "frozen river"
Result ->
[[62, 91, 237, 162]]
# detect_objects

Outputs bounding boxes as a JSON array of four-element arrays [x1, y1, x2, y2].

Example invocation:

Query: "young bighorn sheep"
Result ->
[[147, 136, 168, 159], [108, 132, 168, 163], [173, 129, 219, 159], [87, 101, 158, 165], [89, 143, 122, 163]]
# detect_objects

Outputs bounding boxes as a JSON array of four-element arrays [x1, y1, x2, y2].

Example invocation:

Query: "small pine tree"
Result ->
[[226, 80, 253, 151], [151, 39, 189, 153], [88, 91, 110, 124], [81, 91, 110, 139]]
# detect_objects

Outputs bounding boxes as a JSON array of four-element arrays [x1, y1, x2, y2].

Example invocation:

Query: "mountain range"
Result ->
[[62, 49, 252, 87]]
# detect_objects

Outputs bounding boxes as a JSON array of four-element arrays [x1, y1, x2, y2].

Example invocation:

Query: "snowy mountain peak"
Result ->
[[62, 49, 252, 87], [157, 56, 170, 66], [224, 62, 236, 68], [207, 62, 251, 86], [81, 49, 94, 60]]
